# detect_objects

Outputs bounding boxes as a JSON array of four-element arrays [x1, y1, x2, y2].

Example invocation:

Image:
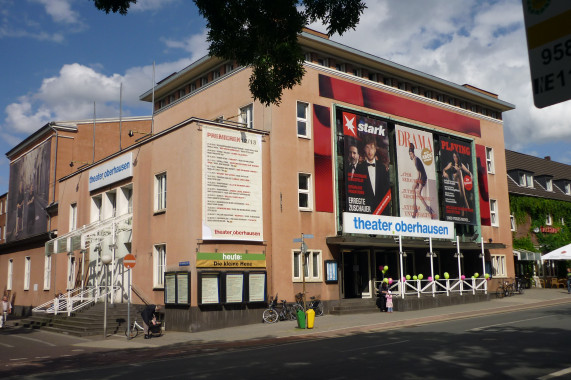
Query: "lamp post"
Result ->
[[101, 253, 112, 339]]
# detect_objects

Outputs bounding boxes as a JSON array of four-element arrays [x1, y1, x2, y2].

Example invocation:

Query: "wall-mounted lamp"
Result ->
[[70, 160, 90, 168], [488, 238, 493, 243], [128, 130, 151, 138]]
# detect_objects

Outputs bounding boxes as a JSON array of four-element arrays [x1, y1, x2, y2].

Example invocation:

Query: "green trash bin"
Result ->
[[296, 309, 306, 329]]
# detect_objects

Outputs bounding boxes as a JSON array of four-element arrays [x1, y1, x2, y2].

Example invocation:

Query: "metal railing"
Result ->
[[375, 277, 488, 298], [32, 285, 120, 316]]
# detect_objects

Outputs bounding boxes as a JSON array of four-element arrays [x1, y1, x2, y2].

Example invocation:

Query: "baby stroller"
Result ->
[[148, 321, 162, 337]]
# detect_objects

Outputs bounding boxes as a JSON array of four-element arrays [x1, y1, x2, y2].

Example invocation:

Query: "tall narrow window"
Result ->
[[565, 183, 571, 195], [292, 250, 322, 282], [296, 101, 310, 138], [490, 199, 498, 227], [491, 255, 506, 277], [510, 215, 516, 231], [44, 255, 52, 290], [91, 195, 102, 223], [546, 213, 552, 226], [239, 104, 253, 129], [485, 147, 494, 174], [7, 259, 13, 290], [154, 244, 166, 288], [298, 173, 312, 211], [155, 172, 167, 212], [70, 203, 77, 231], [546, 179, 553, 191], [24, 256, 31, 290]]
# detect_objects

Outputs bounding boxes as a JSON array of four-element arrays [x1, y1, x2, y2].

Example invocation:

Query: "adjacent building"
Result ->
[[1, 30, 516, 331]]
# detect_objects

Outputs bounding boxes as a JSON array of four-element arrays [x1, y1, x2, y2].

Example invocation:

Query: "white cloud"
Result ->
[[162, 28, 209, 59], [31, 0, 81, 25], [131, 0, 179, 12]]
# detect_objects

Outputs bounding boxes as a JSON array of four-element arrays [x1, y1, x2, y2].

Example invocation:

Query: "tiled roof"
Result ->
[[505, 150, 571, 201]]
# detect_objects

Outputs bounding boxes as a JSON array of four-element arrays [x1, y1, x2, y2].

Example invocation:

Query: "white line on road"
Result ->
[[0, 342, 14, 348], [537, 366, 571, 379], [467, 316, 551, 332], [9, 358, 28, 361], [340, 340, 410, 352], [12, 335, 56, 346]]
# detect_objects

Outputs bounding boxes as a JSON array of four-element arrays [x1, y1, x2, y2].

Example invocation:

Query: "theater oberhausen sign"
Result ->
[[196, 252, 266, 268]]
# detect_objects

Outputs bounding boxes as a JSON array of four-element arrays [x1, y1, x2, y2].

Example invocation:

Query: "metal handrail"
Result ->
[[32, 285, 120, 316], [375, 277, 488, 298]]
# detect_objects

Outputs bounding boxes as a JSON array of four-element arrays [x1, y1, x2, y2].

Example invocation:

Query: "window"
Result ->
[[298, 173, 312, 211], [24, 256, 31, 290], [155, 172, 167, 212], [44, 255, 52, 290], [225, 63, 234, 73], [317, 58, 328, 67], [490, 199, 498, 226], [411, 87, 419, 95], [368, 73, 377, 81], [169, 94, 175, 103], [200, 77, 208, 86], [561, 217, 565, 225], [118, 184, 133, 215], [352, 68, 361, 77], [67, 255, 76, 290], [178, 88, 186, 98], [510, 215, 516, 231], [526, 174, 534, 188], [485, 147, 494, 174], [546, 178, 553, 191], [519, 172, 534, 188], [424, 90, 432, 98], [213, 70, 221, 79], [546, 213, 552, 226], [565, 183, 571, 195], [239, 104, 253, 129], [190, 83, 196, 92], [105, 190, 117, 219], [491, 255, 506, 277], [296, 101, 310, 138], [69, 203, 77, 231], [7, 259, 13, 290], [91, 195, 102, 223], [154, 244, 166, 288], [292, 250, 322, 282]]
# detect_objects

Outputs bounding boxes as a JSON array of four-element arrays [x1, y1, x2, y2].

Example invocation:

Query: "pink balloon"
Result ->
[[428, 276, 433, 282], [402, 277, 406, 282], [461, 275, 466, 280], [388, 278, 393, 284], [379, 266, 383, 271]]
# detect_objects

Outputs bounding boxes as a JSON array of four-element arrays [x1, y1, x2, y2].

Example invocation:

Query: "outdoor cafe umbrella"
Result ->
[[540, 243, 571, 261]]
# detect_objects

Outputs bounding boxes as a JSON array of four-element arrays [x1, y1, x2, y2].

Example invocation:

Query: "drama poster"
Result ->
[[395, 125, 439, 220], [439, 137, 476, 224], [342, 111, 391, 216]]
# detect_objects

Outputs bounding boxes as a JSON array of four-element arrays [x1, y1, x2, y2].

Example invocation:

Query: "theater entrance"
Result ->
[[341, 250, 373, 298]]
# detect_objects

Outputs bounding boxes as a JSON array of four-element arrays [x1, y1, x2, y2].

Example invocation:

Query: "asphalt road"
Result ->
[[9, 303, 571, 380]]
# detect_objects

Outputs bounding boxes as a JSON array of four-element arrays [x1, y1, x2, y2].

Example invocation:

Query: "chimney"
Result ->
[[544, 156, 551, 161]]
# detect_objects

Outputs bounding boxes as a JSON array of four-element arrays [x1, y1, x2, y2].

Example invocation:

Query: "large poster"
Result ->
[[343, 111, 391, 216], [6, 139, 52, 242], [202, 126, 263, 241], [395, 125, 439, 220], [439, 137, 476, 224]]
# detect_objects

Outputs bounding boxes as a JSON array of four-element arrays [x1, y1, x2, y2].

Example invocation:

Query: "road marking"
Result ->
[[0, 342, 14, 348], [9, 358, 28, 361], [538, 366, 571, 379], [467, 316, 550, 332], [12, 335, 56, 346], [340, 340, 410, 352], [35, 356, 51, 359]]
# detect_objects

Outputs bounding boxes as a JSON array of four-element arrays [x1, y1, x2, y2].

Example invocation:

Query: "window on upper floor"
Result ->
[[225, 63, 234, 73], [317, 58, 329, 67], [546, 178, 553, 191], [490, 199, 498, 227], [69, 203, 77, 231], [155, 172, 167, 212], [546, 213, 552, 226], [491, 255, 506, 277], [368, 72, 377, 81], [298, 173, 312, 211], [200, 77, 208, 86], [24, 256, 31, 290], [44, 255, 51, 290], [213, 69, 221, 79], [292, 250, 322, 282], [486, 147, 495, 174], [239, 104, 253, 129], [67, 254, 76, 290], [296, 101, 310, 138], [91, 195, 102, 223], [169, 94, 175, 103], [352, 68, 361, 77], [510, 215, 516, 231], [565, 183, 571, 195], [336, 63, 346, 72], [7, 259, 13, 290], [190, 83, 196, 92], [154, 244, 166, 288], [178, 88, 186, 98], [519, 172, 534, 188]]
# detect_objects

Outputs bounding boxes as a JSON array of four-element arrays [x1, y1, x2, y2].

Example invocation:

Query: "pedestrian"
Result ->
[[377, 281, 388, 312], [386, 290, 393, 313], [1, 296, 12, 328], [140, 304, 161, 339], [567, 268, 571, 294]]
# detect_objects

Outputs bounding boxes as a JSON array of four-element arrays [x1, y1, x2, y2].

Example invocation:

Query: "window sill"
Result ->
[[297, 135, 311, 140], [154, 209, 166, 216], [153, 286, 165, 291], [299, 208, 313, 212], [292, 279, 322, 283]]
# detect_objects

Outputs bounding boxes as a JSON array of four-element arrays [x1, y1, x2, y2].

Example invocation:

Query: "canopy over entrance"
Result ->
[[541, 244, 571, 261]]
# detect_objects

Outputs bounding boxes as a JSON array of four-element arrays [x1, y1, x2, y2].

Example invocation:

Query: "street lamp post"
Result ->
[[101, 253, 112, 339]]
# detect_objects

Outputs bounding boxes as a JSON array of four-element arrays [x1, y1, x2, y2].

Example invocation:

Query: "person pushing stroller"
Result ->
[[141, 304, 162, 339]]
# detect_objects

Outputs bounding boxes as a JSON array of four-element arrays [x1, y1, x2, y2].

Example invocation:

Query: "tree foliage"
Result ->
[[91, 0, 366, 105]]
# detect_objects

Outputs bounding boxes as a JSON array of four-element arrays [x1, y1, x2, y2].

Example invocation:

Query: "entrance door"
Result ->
[[342, 250, 372, 298]]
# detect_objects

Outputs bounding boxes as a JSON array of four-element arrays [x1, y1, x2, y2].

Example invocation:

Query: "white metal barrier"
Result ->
[[32, 285, 120, 316], [376, 277, 488, 298]]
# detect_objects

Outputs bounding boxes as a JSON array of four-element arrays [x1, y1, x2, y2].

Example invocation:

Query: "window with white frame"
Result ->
[[67, 255, 76, 290], [485, 147, 494, 173], [69, 203, 77, 231], [104, 190, 117, 219], [546, 213, 552, 225], [239, 104, 253, 129], [526, 173, 534, 188], [24, 256, 31, 290], [491, 254, 506, 277], [510, 215, 516, 231], [298, 173, 312, 211], [296, 101, 310, 138], [91, 195, 102, 223], [118, 184, 133, 215], [336, 63, 345, 72], [44, 255, 52, 290], [490, 199, 498, 226], [561, 217, 565, 225], [518, 172, 534, 188], [7, 259, 13, 290], [0, 226, 2, 241], [565, 182, 571, 195], [155, 172, 167, 212], [292, 250, 322, 282], [546, 178, 553, 191], [154, 244, 166, 288]]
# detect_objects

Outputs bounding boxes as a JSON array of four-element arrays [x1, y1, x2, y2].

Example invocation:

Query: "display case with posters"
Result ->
[[198, 271, 221, 305], [223, 272, 245, 304], [164, 271, 190, 306], [246, 271, 267, 303], [325, 260, 338, 283]]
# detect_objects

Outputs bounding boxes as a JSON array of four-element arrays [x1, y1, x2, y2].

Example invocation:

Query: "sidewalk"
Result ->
[[74, 288, 571, 351]]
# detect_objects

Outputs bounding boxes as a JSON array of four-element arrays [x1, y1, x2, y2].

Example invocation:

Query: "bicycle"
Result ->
[[262, 294, 297, 323], [294, 292, 324, 317], [514, 277, 525, 295], [495, 280, 514, 298], [125, 318, 144, 338]]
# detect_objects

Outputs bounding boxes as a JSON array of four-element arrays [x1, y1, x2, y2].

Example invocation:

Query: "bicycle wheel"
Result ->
[[262, 308, 279, 323], [495, 287, 505, 299], [125, 324, 138, 338], [314, 301, 324, 317]]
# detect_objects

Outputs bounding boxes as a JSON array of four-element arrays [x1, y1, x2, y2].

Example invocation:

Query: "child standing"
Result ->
[[386, 290, 393, 313]]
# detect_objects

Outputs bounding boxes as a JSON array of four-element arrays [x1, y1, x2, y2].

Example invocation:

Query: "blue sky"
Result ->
[[0, 0, 570, 194]]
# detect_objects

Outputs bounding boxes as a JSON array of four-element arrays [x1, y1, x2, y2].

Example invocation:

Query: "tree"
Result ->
[[91, 0, 366, 106]]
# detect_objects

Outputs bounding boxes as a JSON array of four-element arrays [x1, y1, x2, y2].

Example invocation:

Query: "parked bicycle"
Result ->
[[125, 318, 144, 338], [294, 292, 324, 317], [262, 294, 298, 323], [495, 279, 515, 298]]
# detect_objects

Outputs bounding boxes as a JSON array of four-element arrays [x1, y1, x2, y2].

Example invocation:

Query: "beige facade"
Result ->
[[1, 31, 515, 331]]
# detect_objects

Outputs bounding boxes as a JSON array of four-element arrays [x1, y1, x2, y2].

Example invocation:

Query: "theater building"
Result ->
[[1, 30, 515, 332]]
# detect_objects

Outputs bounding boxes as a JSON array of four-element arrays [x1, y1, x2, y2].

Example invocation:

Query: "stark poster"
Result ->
[[342, 111, 391, 216], [395, 125, 439, 220], [439, 137, 476, 225]]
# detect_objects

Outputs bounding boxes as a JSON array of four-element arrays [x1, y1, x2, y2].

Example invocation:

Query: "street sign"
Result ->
[[303, 234, 314, 239], [522, 1, 571, 108], [123, 254, 136, 269]]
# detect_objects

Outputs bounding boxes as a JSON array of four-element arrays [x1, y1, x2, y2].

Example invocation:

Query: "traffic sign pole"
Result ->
[[123, 254, 136, 340]]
